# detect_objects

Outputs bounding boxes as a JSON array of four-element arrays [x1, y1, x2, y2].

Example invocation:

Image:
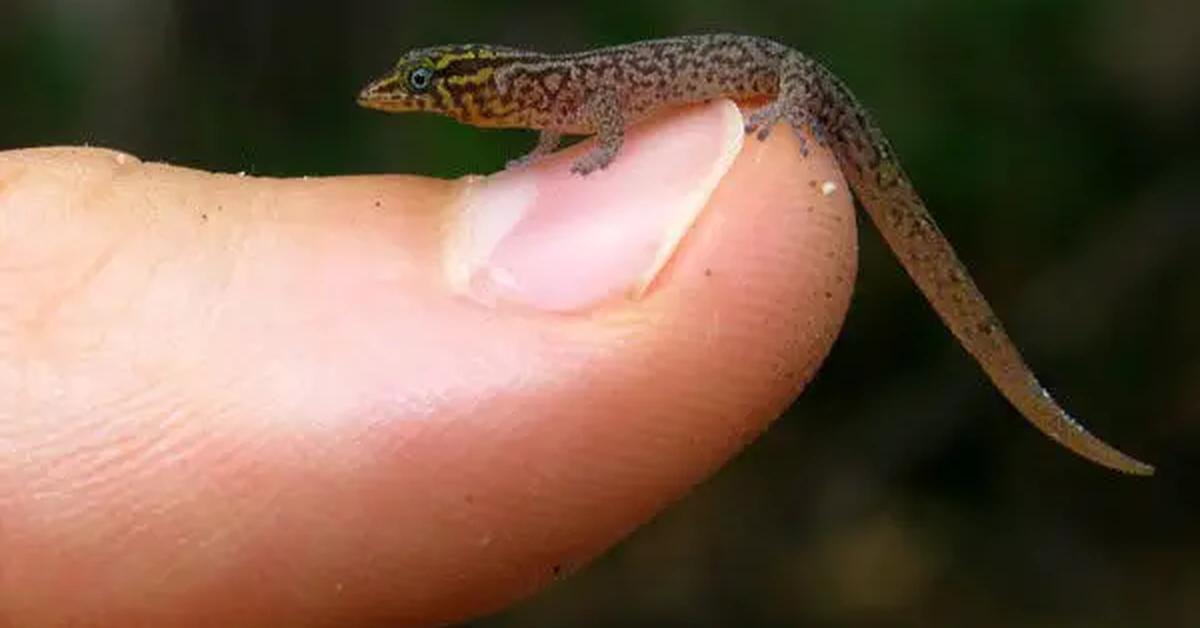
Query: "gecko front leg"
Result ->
[[507, 129, 564, 170], [571, 90, 625, 176]]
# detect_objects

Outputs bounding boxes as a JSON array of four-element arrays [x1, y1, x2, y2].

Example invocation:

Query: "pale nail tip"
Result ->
[[444, 176, 538, 297], [448, 100, 745, 312], [629, 101, 745, 298]]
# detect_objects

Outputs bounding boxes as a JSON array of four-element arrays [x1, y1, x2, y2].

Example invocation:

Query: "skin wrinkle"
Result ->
[[0, 164, 25, 228], [22, 239, 122, 354], [6, 177, 136, 376]]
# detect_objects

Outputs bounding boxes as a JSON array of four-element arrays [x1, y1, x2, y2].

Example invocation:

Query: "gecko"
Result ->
[[356, 34, 1153, 475]]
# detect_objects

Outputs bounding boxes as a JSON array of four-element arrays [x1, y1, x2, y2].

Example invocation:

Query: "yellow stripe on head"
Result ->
[[446, 66, 494, 86], [433, 51, 476, 70]]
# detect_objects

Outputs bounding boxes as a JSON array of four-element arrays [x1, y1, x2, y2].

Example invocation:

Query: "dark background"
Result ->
[[3, 1, 1197, 626]]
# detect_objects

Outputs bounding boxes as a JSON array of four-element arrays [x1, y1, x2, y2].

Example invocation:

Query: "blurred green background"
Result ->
[[3, 1, 1197, 626]]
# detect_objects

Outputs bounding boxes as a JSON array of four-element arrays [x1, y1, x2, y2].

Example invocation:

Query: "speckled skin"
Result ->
[[358, 34, 1152, 475]]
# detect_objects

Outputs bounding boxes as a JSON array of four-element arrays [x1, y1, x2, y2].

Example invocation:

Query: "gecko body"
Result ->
[[357, 34, 1152, 475]]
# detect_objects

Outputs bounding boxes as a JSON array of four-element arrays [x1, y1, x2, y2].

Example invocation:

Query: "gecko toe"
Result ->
[[746, 102, 784, 142], [570, 161, 598, 176], [570, 148, 617, 176], [506, 156, 533, 170]]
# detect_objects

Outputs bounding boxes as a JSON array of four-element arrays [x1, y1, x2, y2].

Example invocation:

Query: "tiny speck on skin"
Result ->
[[552, 564, 564, 578], [201, 213, 208, 222], [704, 268, 713, 277], [374, 200, 382, 208], [464, 494, 474, 504], [807, 180, 818, 188]]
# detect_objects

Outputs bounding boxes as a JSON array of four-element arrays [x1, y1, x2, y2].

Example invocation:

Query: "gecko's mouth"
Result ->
[[357, 95, 394, 110], [357, 76, 406, 109]]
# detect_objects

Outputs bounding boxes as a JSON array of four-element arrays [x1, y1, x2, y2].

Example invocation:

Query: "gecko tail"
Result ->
[[850, 166, 1154, 476], [1020, 382, 1155, 475], [810, 62, 1154, 476], [857, 171, 1154, 476]]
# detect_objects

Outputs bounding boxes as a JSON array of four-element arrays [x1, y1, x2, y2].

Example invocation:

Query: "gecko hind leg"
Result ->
[[745, 97, 827, 157], [507, 130, 564, 170], [571, 91, 624, 175], [745, 101, 785, 141], [755, 57, 834, 156]]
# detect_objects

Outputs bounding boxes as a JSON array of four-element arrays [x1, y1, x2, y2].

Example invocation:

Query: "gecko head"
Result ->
[[357, 44, 529, 118]]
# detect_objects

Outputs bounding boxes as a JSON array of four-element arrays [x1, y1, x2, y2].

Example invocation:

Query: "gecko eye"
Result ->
[[407, 66, 435, 93]]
